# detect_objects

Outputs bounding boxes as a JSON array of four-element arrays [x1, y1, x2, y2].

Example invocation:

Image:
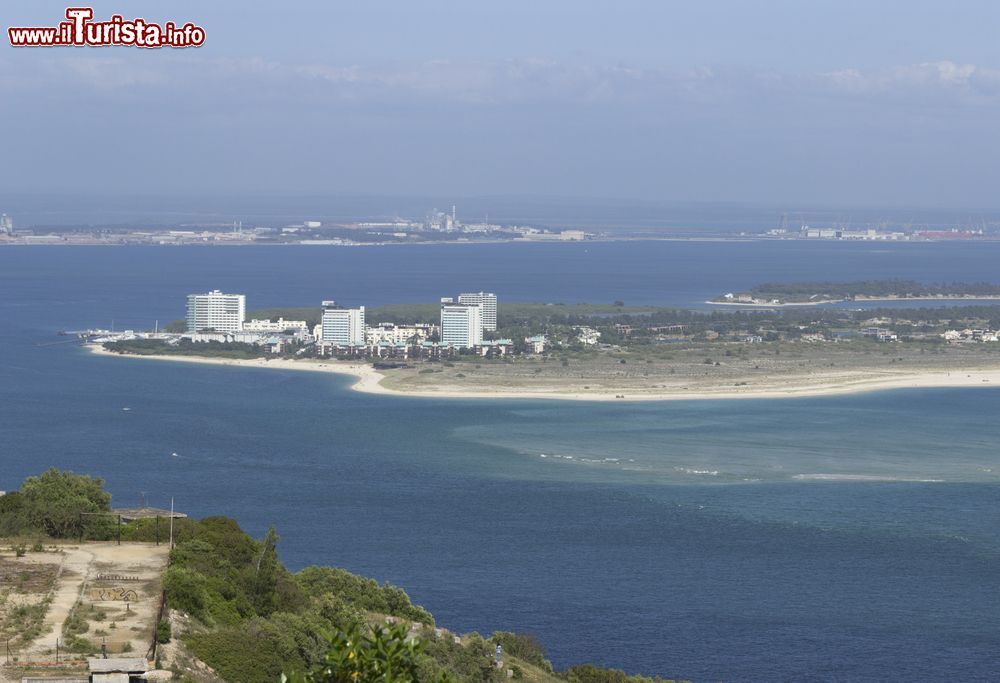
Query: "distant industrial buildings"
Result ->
[[186, 290, 246, 333]]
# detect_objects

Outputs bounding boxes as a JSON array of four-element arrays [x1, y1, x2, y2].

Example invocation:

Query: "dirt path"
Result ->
[[14, 542, 169, 664], [26, 546, 96, 655]]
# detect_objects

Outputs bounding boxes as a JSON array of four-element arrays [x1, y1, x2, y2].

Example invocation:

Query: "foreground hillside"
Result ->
[[0, 470, 692, 683]]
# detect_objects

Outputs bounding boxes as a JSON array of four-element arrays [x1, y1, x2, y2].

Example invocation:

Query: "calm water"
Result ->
[[3, 242, 1000, 681]]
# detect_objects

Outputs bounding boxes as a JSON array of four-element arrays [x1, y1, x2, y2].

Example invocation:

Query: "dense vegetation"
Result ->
[[115, 300, 1000, 374], [738, 279, 1000, 301], [167, 300, 1000, 346], [104, 337, 292, 359], [0, 468, 112, 538], [122, 510, 690, 682], [2, 470, 692, 682]]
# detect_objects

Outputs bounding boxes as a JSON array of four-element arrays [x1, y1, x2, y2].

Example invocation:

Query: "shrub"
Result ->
[[187, 622, 301, 683], [282, 623, 445, 683], [490, 631, 551, 671], [295, 567, 433, 625], [19, 468, 111, 538], [163, 566, 210, 622]]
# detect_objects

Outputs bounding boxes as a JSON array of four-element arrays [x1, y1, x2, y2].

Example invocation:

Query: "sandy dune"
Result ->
[[87, 344, 1000, 402]]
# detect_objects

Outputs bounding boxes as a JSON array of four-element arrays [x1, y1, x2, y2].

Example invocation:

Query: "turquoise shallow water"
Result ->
[[3, 243, 1000, 681]]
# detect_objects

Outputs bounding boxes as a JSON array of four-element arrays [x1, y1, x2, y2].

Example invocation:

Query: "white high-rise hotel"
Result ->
[[457, 292, 497, 331], [321, 301, 366, 346], [186, 290, 246, 333], [440, 300, 483, 348]]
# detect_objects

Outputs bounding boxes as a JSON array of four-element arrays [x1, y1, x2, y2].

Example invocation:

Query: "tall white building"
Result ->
[[0, 214, 12, 234], [186, 290, 246, 333], [458, 292, 498, 331], [441, 303, 483, 348], [321, 301, 365, 346]]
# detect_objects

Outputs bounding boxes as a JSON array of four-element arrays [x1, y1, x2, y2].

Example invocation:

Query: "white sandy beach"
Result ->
[[85, 343, 1000, 402]]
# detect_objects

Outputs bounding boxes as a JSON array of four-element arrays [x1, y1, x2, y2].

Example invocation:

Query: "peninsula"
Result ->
[[87, 286, 1000, 401], [709, 279, 1000, 306], [88, 343, 1000, 401]]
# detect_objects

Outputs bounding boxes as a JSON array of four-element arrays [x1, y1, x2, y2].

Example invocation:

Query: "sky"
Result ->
[[2, 1, 1000, 208]]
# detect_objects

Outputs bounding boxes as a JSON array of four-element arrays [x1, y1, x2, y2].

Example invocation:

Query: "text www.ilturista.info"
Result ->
[[8, 8, 205, 48]]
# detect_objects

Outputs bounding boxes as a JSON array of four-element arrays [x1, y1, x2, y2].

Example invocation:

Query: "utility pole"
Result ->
[[169, 497, 175, 549]]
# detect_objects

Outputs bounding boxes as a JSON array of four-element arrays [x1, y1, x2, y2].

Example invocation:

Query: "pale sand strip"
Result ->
[[85, 344, 1000, 402]]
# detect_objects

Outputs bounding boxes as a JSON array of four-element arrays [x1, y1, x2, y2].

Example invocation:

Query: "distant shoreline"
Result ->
[[705, 299, 841, 307], [707, 295, 1000, 307], [86, 344, 1000, 402], [9, 234, 1000, 248]]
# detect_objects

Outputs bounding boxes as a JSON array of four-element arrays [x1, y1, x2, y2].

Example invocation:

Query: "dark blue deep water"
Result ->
[[3, 242, 1000, 681]]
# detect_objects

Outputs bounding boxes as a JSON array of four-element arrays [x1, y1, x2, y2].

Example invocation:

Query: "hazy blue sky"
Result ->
[[3, 1, 1000, 207]]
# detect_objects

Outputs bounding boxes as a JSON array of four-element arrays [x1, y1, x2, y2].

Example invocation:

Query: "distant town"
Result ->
[[81, 282, 1000, 374], [0, 207, 591, 246], [85, 290, 527, 359], [3, 206, 1000, 246]]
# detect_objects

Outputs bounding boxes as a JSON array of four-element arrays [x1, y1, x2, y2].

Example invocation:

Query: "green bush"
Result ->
[[0, 492, 28, 536], [295, 567, 433, 625], [163, 566, 210, 622], [561, 664, 684, 683], [19, 468, 112, 538], [156, 619, 172, 644], [186, 620, 303, 683], [422, 630, 495, 682], [282, 623, 446, 683], [66, 635, 95, 654], [490, 632, 551, 671]]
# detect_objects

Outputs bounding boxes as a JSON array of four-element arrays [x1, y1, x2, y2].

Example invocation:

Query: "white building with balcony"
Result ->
[[441, 302, 483, 348], [186, 290, 246, 333], [321, 301, 365, 347], [458, 292, 498, 331]]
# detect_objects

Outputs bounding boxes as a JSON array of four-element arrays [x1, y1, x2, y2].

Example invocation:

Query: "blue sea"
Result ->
[[3, 241, 1000, 681]]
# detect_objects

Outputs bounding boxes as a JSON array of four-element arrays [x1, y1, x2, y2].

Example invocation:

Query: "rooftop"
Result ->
[[113, 507, 188, 522], [88, 657, 150, 673]]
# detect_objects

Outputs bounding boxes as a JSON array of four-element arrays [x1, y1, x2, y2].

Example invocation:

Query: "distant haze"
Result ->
[[3, 0, 1000, 208]]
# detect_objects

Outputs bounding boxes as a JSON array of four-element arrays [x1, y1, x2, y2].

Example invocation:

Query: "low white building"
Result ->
[[525, 335, 547, 353], [244, 318, 309, 333], [575, 326, 601, 345], [366, 323, 437, 345], [943, 328, 999, 343], [88, 657, 149, 682]]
